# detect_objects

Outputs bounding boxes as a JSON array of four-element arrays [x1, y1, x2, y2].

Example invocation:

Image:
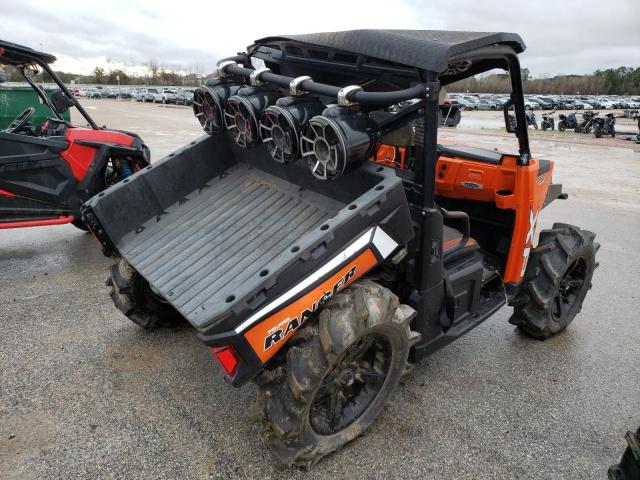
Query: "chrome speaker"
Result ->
[[258, 97, 325, 163], [300, 107, 379, 180], [192, 80, 243, 135], [224, 86, 280, 148]]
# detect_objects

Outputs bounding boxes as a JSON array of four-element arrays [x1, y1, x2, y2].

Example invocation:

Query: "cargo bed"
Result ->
[[83, 134, 412, 335]]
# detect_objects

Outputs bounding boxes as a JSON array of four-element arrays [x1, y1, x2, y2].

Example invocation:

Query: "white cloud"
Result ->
[[3, 0, 639, 76]]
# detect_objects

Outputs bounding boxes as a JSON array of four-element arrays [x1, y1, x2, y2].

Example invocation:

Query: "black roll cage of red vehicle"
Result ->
[[0, 40, 149, 230]]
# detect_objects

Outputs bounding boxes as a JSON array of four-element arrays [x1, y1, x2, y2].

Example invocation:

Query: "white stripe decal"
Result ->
[[235, 226, 397, 334], [371, 227, 398, 259]]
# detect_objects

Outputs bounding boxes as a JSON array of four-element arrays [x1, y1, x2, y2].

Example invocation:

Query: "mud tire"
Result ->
[[509, 223, 598, 340], [107, 257, 184, 329], [254, 280, 420, 468], [608, 428, 640, 479]]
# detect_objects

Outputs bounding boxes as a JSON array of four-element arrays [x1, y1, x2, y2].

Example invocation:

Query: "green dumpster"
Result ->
[[0, 84, 70, 129]]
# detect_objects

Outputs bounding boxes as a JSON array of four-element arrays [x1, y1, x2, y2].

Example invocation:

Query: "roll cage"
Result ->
[[0, 40, 99, 130]]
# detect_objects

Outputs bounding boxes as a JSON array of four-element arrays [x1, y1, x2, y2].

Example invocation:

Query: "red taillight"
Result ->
[[209, 346, 239, 376]]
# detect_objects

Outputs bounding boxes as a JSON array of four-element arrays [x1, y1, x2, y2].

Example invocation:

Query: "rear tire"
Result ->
[[509, 223, 598, 340], [107, 258, 184, 329], [594, 125, 602, 138], [254, 280, 420, 468], [608, 428, 640, 480], [71, 219, 89, 231], [558, 121, 567, 132]]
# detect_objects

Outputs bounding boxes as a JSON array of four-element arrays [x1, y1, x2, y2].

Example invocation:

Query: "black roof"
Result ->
[[0, 40, 57, 65], [252, 29, 525, 74]]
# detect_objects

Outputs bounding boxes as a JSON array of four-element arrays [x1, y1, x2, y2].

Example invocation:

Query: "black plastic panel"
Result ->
[[119, 163, 340, 322]]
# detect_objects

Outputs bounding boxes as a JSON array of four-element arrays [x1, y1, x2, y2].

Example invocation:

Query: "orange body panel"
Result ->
[[435, 154, 552, 283], [373, 145, 407, 169], [371, 145, 553, 285], [244, 248, 378, 363], [502, 158, 553, 283], [435, 155, 518, 208]]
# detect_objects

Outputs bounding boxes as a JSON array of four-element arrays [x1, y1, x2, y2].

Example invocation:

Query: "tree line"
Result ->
[[4, 60, 638, 94], [449, 66, 640, 95], [1, 60, 206, 87]]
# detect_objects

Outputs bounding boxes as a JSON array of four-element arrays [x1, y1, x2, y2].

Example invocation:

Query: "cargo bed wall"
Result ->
[[83, 135, 236, 245]]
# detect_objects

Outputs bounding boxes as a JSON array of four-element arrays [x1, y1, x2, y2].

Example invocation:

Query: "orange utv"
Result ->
[[82, 30, 599, 467]]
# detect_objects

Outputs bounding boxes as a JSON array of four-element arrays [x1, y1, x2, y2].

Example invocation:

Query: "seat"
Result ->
[[443, 225, 478, 260], [438, 144, 504, 165]]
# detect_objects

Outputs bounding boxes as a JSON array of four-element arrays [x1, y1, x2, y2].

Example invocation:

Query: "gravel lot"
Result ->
[[1, 99, 638, 479]]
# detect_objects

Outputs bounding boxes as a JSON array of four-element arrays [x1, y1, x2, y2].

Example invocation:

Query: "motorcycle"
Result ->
[[525, 110, 538, 129], [541, 112, 555, 131], [507, 111, 538, 130], [575, 111, 598, 133], [558, 112, 578, 132], [593, 113, 616, 138]]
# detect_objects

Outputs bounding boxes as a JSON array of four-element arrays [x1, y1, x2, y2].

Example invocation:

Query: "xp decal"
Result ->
[[521, 208, 539, 275]]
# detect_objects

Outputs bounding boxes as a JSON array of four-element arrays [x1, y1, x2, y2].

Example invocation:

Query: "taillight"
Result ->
[[209, 345, 240, 376]]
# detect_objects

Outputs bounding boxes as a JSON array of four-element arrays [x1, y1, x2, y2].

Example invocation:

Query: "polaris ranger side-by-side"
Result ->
[[82, 30, 598, 467]]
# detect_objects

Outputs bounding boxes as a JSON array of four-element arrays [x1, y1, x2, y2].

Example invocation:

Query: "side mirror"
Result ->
[[503, 98, 517, 133], [0, 68, 6, 83], [49, 89, 74, 114]]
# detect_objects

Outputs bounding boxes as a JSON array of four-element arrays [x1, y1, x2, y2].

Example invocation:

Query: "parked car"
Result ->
[[523, 98, 539, 110], [455, 97, 477, 110], [133, 89, 147, 102], [155, 88, 178, 104], [536, 96, 555, 109], [144, 88, 159, 102], [493, 96, 509, 108], [86, 88, 102, 99], [594, 98, 616, 109], [552, 97, 570, 110], [566, 99, 592, 110], [176, 89, 194, 106], [476, 99, 496, 110]]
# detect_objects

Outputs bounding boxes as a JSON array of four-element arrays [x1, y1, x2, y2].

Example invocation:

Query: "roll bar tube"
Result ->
[[217, 60, 426, 107], [447, 46, 531, 162], [41, 62, 99, 130]]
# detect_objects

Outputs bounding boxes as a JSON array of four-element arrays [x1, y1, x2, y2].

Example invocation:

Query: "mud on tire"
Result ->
[[608, 427, 640, 480], [254, 280, 420, 468], [107, 257, 184, 329], [509, 223, 599, 340]]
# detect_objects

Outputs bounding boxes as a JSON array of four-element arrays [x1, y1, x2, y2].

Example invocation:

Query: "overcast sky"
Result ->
[[2, 0, 639, 77]]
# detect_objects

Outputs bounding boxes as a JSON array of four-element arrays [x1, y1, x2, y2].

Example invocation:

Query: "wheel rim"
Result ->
[[309, 333, 392, 436], [552, 258, 587, 321]]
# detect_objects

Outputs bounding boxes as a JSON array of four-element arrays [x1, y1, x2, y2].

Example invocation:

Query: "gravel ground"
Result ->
[[1, 100, 638, 479]]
